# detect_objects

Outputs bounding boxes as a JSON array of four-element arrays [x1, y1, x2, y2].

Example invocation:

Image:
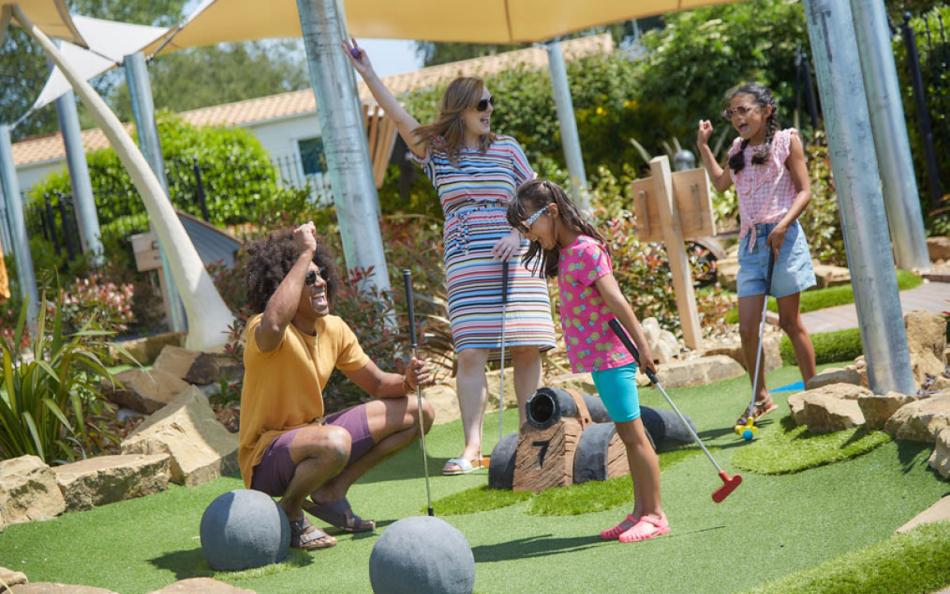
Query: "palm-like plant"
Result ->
[[0, 293, 122, 464]]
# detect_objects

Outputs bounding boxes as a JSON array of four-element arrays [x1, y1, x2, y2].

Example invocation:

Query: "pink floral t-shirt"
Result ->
[[557, 235, 636, 373]]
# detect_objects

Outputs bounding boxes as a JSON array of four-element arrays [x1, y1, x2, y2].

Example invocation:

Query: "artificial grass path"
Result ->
[[2, 363, 947, 594]]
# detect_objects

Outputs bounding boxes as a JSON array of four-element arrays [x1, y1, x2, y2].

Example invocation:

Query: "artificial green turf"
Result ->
[[2, 362, 946, 594], [781, 327, 863, 365], [426, 485, 532, 516], [746, 521, 950, 594], [733, 415, 893, 475], [724, 269, 922, 323]]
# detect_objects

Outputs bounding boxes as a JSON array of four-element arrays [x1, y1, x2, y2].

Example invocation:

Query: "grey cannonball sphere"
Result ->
[[369, 516, 475, 594], [200, 489, 290, 571]]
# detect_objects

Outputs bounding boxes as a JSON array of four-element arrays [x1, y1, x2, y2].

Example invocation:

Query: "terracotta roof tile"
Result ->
[[12, 34, 612, 167]]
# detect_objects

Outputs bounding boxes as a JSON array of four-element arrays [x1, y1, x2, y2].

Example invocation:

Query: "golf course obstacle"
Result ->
[[488, 387, 697, 492], [199, 489, 290, 571], [369, 516, 475, 594]]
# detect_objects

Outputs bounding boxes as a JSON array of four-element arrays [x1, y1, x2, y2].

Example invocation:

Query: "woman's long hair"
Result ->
[[507, 179, 606, 278], [412, 77, 496, 163], [726, 83, 779, 174]]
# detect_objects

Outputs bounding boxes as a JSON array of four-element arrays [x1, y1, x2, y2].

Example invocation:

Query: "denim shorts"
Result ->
[[737, 221, 817, 298], [590, 363, 641, 423]]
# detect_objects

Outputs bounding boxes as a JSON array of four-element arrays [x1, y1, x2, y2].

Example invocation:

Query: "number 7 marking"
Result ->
[[532, 440, 550, 467]]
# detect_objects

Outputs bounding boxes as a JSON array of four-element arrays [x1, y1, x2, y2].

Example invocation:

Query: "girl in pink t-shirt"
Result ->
[[508, 179, 669, 544], [697, 83, 817, 426]]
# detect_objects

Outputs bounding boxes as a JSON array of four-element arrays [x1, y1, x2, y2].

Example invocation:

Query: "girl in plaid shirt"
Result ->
[[697, 83, 817, 426]]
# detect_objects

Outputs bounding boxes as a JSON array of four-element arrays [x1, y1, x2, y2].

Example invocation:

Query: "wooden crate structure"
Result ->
[[512, 388, 629, 492], [631, 167, 716, 242]]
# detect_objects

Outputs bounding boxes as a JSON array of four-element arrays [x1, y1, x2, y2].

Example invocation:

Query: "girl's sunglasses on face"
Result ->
[[521, 204, 549, 232], [476, 95, 494, 112], [721, 104, 758, 121], [304, 269, 328, 286]]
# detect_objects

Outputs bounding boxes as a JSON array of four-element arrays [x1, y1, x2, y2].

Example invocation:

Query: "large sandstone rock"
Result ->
[[799, 383, 870, 433], [885, 391, 950, 443], [109, 332, 183, 367], [121, 387, 238, 486], [53, 454, 170, 512], [717, 256, 739, 292], [812, 263, 851, 289], [147, 578, 254, 593], [641, 318, 661, 351], [485, 368, 517, 411], [806, 367, 862, 391], [654, 355, 745, 388], [184, 353, 243, 386], [653, 341, 676, 365], [546, 372, 597, 395], [930, 427, 950, 480], [423, 384, 459, 426], [850, 356, 869, 388], [927, 236, 950, 262], [788, 392, 807, 425], [857, 392, 917, 430], [896, 495, 950, 533], [152, 346, 201, 381], [1, 566, 28, 590], [701, 335, 782, 373], [108, 368, 191, 414], [905, 310, 947, 385], [10, 585, 117, 594], [0, 456, 65, 525]]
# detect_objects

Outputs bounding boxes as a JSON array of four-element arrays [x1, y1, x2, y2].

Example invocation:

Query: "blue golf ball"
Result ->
[[742, 429, 754, 441]]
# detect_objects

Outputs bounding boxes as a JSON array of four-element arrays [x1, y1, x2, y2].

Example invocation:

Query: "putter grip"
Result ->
[[608, 319, 659, 385], [402, 269, 418, 348], [501, 260, 510, 305]]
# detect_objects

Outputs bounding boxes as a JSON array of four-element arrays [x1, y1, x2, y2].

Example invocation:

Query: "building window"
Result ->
[[298, 137, 328, 176]]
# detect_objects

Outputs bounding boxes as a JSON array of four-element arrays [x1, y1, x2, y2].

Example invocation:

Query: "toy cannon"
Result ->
[[488, 387, 697, 492]]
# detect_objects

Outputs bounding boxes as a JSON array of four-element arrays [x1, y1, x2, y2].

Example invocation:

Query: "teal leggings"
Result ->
[[590, 363, 641, 423]]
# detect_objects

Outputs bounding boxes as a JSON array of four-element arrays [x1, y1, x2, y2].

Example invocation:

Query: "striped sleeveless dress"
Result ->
[[410, 135, 556, 354]]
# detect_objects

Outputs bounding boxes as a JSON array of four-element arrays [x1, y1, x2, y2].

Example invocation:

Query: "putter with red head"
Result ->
[[608, 319, 742, 503]]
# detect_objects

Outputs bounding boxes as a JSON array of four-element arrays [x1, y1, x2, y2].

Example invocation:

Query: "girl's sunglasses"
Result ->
[[304, 268, 329, 286], [476, 95, 494, 112], [721, 104, 758, 121], [521, 204, 549, 231]]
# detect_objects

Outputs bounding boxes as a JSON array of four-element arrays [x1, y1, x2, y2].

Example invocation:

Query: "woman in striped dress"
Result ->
[[346, 40, 556, 474]]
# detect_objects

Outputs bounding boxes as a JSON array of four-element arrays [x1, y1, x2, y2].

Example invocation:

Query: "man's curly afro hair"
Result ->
[[244, 229, 341, 315]]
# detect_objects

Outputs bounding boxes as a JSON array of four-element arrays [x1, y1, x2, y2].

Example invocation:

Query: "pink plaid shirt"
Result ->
[[728, 128, 800, 251]]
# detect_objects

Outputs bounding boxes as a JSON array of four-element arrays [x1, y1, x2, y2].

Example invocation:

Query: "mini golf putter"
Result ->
[[608, 319, 743, 503]]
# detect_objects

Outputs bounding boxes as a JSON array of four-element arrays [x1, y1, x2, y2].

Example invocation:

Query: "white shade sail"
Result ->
[[1, 0, 85, 45]]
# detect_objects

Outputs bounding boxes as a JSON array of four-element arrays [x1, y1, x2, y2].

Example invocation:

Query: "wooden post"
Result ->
[[650, 156, 703, 350]]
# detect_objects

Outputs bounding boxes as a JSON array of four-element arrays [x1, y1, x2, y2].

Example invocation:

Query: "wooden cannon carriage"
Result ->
[[488, 386, 696, 492]]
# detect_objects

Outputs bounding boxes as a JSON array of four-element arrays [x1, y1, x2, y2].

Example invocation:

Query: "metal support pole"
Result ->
[[899, 13, 944, 210], [803, 0, 916, 395], [124, 51, 186, 333], [55, 90, 104, 266], [546, 40, 590, 213], [296, 0, 391, 295], [0, 125, 39, 329], [852, 0, 931, 270]]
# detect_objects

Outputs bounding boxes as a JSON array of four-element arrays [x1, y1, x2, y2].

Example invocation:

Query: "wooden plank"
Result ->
[[630, 177, 663, 243], [650, 155, 703, 350], [671, 168, 716, 239], [513, 419, 582, 492]]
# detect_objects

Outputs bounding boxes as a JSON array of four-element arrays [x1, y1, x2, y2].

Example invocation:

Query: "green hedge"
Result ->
[[780, 327, 863, 366]]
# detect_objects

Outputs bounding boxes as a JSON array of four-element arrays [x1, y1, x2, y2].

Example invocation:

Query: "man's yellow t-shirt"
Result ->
[[238, 313, 370, 487]]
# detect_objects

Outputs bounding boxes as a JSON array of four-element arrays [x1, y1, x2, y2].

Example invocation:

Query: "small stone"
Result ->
[[812, 263, 851, 288], [926, 236, 950, 262], [185, 353, 243, 386], [121, 387, 238, 486], [857, 392, 917, 430], [107, 368, 191, 414], [641, 318, 661, 348], [53, 454, 170, 512], [806, 367, 861, 390], [146, 578, 255, 593], [0, 566, 28, 590], [0, 456, 66, 525], [658, 330, 679, 352], [109, 332, 184, 367], [930, 428, 950, 480], [885, 390, 950, 443], [905, 310, 947, 385], [653, 341, 676, 365], [654, 355, 745, 388], [152, 346, 202, 381]]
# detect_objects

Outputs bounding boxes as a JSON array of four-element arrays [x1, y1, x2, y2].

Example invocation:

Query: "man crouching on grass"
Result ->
[[238, 221, 434, 550]]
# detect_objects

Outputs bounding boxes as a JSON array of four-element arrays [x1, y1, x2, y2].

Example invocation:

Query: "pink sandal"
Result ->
[[600, 514, 639, 540], [618, 514, 670, 543]]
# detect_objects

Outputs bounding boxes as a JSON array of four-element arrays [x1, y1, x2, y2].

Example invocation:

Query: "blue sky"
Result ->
[[351, 39, 422, 77]]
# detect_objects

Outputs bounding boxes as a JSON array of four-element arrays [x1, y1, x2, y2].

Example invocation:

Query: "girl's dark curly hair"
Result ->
[[726, 83, 778, 174], [244, 229, 340, 314]]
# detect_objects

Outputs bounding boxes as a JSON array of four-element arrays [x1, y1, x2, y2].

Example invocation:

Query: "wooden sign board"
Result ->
[[131, 231, 163, 272], [630, 167, 716, 242]]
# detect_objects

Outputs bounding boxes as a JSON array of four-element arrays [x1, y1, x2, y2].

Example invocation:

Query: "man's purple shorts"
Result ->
[[250, 403, 375, 497]]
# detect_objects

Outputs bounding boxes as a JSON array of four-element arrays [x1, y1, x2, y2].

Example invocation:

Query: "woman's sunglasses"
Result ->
[[476, 95, 494, 112], [304, 268, 329, 286]]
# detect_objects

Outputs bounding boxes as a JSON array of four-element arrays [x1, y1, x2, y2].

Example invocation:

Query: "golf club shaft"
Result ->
[[608, 319, 724, 473], [402, 269, 433, 516], [498, 260, 510, 446], [748, 250, 776, 418]]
